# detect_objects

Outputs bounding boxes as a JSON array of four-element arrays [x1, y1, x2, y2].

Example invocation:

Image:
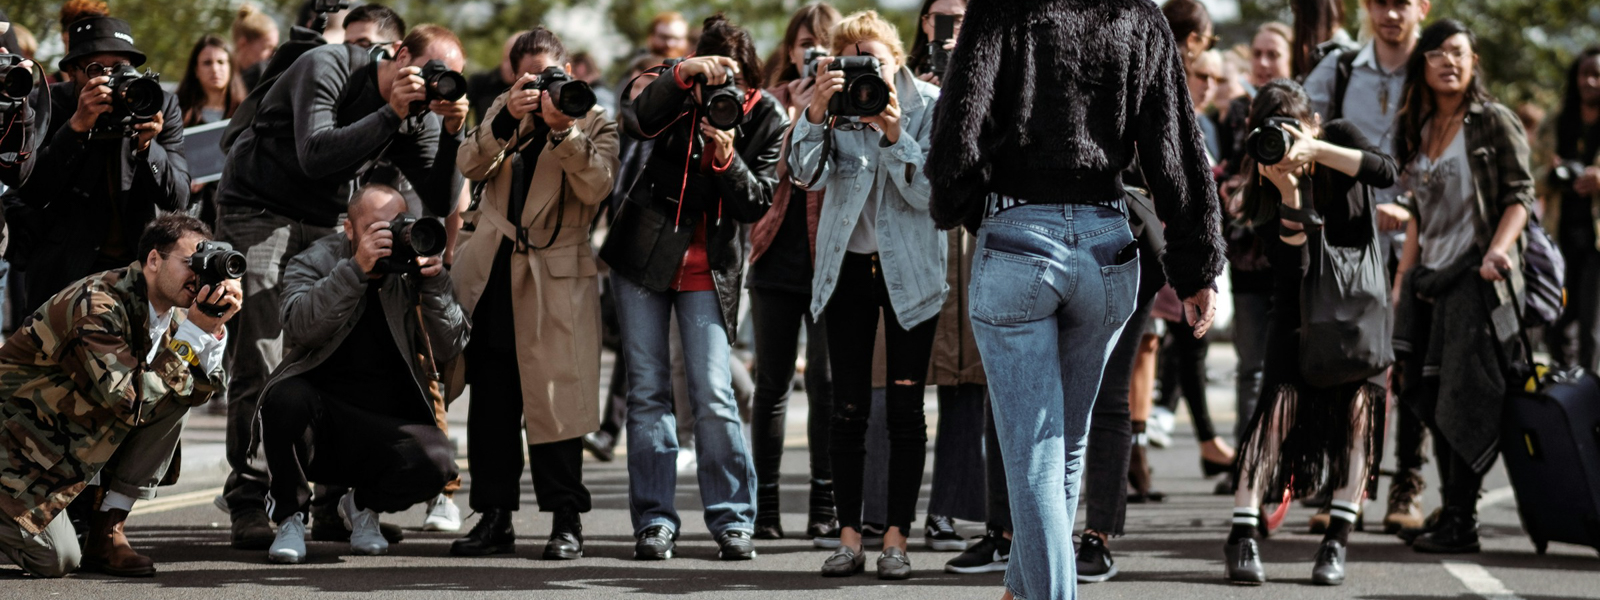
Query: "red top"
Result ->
[[672, 220, 714, 292]]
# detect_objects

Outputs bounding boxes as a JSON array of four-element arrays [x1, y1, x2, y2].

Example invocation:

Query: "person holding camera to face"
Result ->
[[1221, 79, 1399, 586], [215, 21, 468, 550], [260, 184, 468, 564], [0, 10, 41, 189], [790, 10, 945, 580], [449, 27, 619, 561], [7, 17, 190, 315], [602, 13, 785, 563], [0, 214, 238, 578]]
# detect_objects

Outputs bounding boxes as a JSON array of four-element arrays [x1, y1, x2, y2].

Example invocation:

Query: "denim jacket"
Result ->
[[791, 68, 948, 328]]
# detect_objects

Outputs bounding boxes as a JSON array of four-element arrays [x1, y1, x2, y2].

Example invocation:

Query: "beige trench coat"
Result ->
[[453, 93, 620, 445]]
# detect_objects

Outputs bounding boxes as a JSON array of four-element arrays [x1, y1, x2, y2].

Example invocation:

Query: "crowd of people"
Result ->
[[0, 0, 1594, 598]]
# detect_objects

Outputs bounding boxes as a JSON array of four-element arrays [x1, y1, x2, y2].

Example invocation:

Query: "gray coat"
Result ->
[[262, 232, 470, 418]]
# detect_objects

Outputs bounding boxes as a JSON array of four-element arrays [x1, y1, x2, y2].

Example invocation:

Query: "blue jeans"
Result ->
[[612, 274, 756, 537], [969, 202, 1138, 600]]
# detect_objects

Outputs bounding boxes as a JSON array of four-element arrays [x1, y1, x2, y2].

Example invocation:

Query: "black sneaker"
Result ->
[[634, 525, 677, 560], [717, 530, 758, 560], [860, 523, 886, 548], [944, 531, 1010, 574], [924, 514, 966, 551], [1076, 534, 1119, 583]]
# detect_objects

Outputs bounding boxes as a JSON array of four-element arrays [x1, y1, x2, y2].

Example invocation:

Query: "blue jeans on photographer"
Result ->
[[611, 274, 757, 538], [969, 200, 1138, 600]]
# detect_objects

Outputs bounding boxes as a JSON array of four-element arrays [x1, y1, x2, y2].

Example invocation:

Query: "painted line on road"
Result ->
[[1480, 486, 1516, 508], [1443, 561, 1525, 600], [130, 458, 476, 516]]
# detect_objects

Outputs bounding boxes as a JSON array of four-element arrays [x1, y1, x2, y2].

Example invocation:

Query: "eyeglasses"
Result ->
[[347, 38, 395, 50], [1424, 48, 1472, 67], [1199, 33, 1220, 51], [83, 61, 132, 78]]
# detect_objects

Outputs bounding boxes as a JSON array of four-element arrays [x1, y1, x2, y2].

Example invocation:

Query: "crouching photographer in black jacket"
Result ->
[[258, 184, 469, 564]]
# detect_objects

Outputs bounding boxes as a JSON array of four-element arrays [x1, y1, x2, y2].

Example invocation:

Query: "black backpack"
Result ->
[[221, 27, 374, 153], [1324, 45, 1362, 122]]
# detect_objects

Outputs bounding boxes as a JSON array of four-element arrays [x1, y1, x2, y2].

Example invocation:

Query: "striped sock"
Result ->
[[1229, 508, 1261, 543], [1325, 500, 1360, 544]]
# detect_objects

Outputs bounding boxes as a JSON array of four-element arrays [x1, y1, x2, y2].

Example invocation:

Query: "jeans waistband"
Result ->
[[988, 193, 1127, 219]]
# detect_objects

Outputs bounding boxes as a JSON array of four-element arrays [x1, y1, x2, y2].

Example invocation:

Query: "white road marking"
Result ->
[[1479, 486, 1516, 508], [1443, 561, 1526, 600]]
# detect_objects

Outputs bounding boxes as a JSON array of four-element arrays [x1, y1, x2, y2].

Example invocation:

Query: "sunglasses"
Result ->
[[83, 61, 132, 78]]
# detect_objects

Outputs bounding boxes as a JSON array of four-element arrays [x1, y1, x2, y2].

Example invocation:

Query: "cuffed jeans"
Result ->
[[970, 202, 1138, 600], [216, 205, 339, 517], [612, 273, 756, 537]]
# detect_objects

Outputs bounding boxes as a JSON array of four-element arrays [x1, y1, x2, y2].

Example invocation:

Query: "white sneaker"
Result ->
[[339, 491, 389, 556], [268, 513, 308, 564], [422, 494, 461, 532], [1146, 426, 1173, 449], [213, 493, 229, 514], [1151, 406, 1176, 434], [676, 448, 698, 476]]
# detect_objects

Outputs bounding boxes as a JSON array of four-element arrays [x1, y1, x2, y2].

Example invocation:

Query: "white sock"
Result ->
[[1329, 500, 1361, 524], [100, 490, 137, 513]]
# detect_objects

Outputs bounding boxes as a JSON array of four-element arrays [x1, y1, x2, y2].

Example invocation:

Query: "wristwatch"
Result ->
[[549, 125, 574, 146]]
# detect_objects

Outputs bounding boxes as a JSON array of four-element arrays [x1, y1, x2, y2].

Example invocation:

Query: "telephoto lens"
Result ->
[[828, 56, 889, 118], [1246, 116, 1301, 166], [412, 59, 467, 116], [699, 67, 746, 131], [0, 54, 33, 108], [522, 66, 598, 119], [187, 241, 247, 317], [106, 64, 163, 123], [375, 215, 448, 273]]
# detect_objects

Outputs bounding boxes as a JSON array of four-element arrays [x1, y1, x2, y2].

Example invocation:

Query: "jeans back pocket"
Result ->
[[1100, 242, 1140, 327], [970, 248, 1052, 325]]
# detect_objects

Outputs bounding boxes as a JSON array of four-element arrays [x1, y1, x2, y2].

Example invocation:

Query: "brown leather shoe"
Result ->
[[83, 508, 156, 577]]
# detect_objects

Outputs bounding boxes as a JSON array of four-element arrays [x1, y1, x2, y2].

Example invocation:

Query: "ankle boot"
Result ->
[[1384, 470, 1427, 534], [83, 508, 155, 577], [1413, 508, 1480, 554], [1127, 444, 1166, 503], [754, 482, 783, 539], [543, 509, 583, 560], [450, 508, 516, 557]]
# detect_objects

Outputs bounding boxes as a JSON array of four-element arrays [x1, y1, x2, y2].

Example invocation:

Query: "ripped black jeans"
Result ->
[[825, 252, 937, 534]]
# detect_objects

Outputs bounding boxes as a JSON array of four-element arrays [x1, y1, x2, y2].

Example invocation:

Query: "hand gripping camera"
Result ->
[[374, 216, 448, 274], [188, 241, 246, 317], [95, 64, 163, 134], [827, 56, 890, 118], [696, 67, 746, 131], [1245, 116, 1302, 166], [522, 65, 598, 119], [410, 59, 467, 117]]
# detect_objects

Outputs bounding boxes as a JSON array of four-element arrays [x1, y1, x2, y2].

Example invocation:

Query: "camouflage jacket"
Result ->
[[0, 264, 226, 534]]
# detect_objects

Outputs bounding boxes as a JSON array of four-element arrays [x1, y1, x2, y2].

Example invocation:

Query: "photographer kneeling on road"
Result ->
[[0, 214, 237, 578], [261, 184, 469, 564]]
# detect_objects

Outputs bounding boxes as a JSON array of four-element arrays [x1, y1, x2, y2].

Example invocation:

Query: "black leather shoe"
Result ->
[[1076, 534, 1118, 583], [1224, 538, 1266, 585], [543, 510, 583, 560], [582, 432, 616, 463], [1413, 509, 1481, 554], [635, 525, 677, 560], [231, 510, 276, 550], [808, 516, 842, 549], [717, 530, 757, 560], [451, 509, 516, 557], [754, 519, 784, 540], [1312, 539, 1346, 585]]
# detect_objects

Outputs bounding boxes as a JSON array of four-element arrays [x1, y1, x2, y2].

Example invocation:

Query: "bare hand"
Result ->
[[916, 72, 942, 87], [415, 254, 445, 278], [506, 73, 542, 121], [859, 76, 903, 144], [1279, 122, 1319, 170], [786, 77, 817, 116], [1184, 288, 1218, 337], [676, 56, 740, 87], [1259, 162, 1300, 199], [191, 181, 207, 194], [700, 121, 736, 168], [432, 96, 470, 135], [1576, 166, 1600, 196], [1376, 203, 1412, 232], [187, 279, 243, 336], [1480, 248, 1513, 282], [69, 75, 114, 133], [539, 89, 577, 132], [132, 110, 163, 152], [807, 57, 844, 124], [355, 221, 394, 275], [389, 66, 426, 120]]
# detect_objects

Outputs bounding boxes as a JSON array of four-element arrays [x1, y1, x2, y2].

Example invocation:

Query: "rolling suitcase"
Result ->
[[1500, 369, 1600, 556]]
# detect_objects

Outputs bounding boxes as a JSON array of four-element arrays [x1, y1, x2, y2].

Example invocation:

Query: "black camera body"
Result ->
[[95, 64, 162, 135], [927, 13, 957, 79], [696, 67, 746, 131], [521, 66, 598, 119], [1246, 116, 1302, 166], [801, 47, 828, 80], [1551, 160, 1591, 192], [411, 59, 466, 117], [189, 241, 246, 317], [374, 215, 448, 274], [0, 54, 32, 115], [828, 56, 890, 118]]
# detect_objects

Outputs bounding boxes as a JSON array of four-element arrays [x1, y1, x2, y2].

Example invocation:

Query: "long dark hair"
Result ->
[[176, 34, 247, 127], [1394, 20, 1493, 171], [1290, 0, 1342, 78], [695, 14, 764, 90], [1556, 44, 1600, 162], [763, 3, 841, 89], [1239, 79, 1316, 226]]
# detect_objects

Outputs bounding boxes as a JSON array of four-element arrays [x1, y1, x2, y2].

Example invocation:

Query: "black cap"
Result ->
[[59, 17, 147, 71]]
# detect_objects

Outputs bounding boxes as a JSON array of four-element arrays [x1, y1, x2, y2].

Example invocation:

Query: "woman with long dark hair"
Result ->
[[1223, 79, 1397, 586], [176, 33, 247, 228], [603, 13, 786, 562], [1540, 45, 1600, 370], [748, 1, 842, 547], [1392, 19, 1533, 555]]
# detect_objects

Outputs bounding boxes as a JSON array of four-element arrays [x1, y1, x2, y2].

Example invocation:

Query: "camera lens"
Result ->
[[403, 218, 448, 257], [430, 70, 467, 102], [117, 76, 164, 120], [551, 80, 598, 118], [1, 65, 32, 99], [706, 93, 743, 130], [846, 76, 889, 116], [221, 252, 247, 279]]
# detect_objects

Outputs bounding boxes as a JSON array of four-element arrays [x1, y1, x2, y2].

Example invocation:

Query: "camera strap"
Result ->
[[796, 115, 837, 191], [0, 61, 51, 171]]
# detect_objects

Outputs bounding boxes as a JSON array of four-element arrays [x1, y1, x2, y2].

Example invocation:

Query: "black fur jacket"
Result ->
[[925, 0, 1224, 299]]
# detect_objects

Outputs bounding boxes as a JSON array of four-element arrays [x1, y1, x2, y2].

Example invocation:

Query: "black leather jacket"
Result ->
[[604, 68, 786, 341]]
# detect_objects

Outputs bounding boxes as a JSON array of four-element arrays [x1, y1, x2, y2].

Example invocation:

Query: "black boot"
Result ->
[[754, 483, 783, 540], [807, 479, 841, 548], [543, 509, 583, 560], [451, 509, 516, 557], [1413, 508, 1480, 554]]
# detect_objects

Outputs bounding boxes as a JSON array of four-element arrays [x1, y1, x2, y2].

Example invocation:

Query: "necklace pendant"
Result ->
[[1380, 87, 1390, 115]]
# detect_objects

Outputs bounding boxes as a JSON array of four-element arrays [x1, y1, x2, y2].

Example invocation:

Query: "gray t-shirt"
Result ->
[[847, 177, 881, 254], [1411, 131, 1479, 270]]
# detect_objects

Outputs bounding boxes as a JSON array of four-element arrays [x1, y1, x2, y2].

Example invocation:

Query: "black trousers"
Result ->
[[1081, 296, 1154, 536], [1160, 318, 1218, 442], [1431, 425, 1486, 511], [260, 377, 457, 524], [465, 344, 591, 513], [749, 288, 834, 520], [825, 252, 936, 533]]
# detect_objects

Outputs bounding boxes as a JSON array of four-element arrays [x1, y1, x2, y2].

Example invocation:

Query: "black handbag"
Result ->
[[1299, 195, 1395, 387], [597, 183, 694, 292]]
